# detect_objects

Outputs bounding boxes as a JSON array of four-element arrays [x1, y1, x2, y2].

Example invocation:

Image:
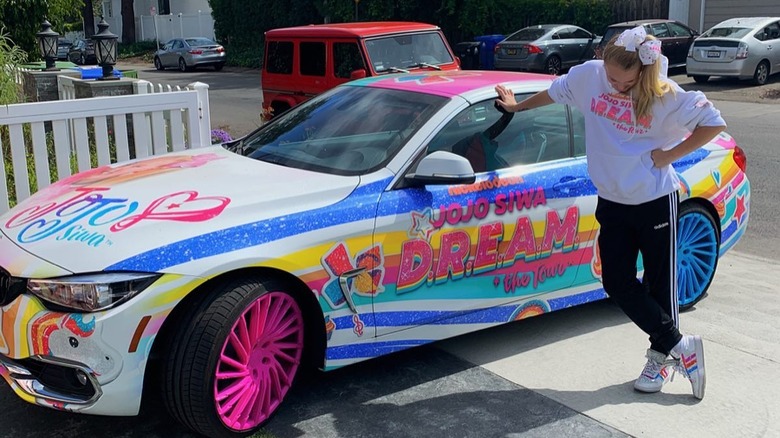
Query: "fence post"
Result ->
[[189, 81, 211, 148], [134, 79, 152, 94]]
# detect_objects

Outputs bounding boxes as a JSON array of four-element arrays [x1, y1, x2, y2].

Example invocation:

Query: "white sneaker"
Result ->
[[634, 349, 674, 393], [672, 334, 706, 400]]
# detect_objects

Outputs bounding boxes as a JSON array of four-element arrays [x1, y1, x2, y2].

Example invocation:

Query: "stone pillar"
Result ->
[[22, 70, 81, 102], [73, 77, 137, 98]]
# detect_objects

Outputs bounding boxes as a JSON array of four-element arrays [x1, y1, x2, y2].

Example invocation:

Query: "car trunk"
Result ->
[[690, 39, 742, 63]]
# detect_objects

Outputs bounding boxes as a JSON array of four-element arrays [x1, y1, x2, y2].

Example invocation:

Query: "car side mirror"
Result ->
[[406, 151, 476, 186], [350, 69, 367, 80]]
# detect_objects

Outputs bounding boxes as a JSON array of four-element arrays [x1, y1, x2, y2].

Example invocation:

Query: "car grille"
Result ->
[[0, 269, 26, 306]]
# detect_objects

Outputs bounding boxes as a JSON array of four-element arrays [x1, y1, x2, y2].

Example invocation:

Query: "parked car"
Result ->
[[0, 70, 749, 437], [686, 17, 780, 85], [56, 38, 72, 61], [494, 24, 601, 75], [596, 19, 699, 69], [261, 22, 460, 120], [154, 37, 226, 72], [67, 38, 96, 65]]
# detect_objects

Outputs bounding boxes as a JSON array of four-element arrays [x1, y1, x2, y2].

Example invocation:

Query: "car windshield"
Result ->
[[231, 86, 447, 175], [186, 38, 217, 47], [701, 27, 753, 38], [365, 32, 454, 72], [505, 28, 548, 42]]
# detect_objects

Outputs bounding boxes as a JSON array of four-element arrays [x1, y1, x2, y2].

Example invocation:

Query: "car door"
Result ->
[[160, 40, 177, 66], [762, 20, 780, 72], [570, 27, 597, 62], [372, 97, 594, 336], [648, 22, 677, 65], [551, 28, 577, 67], [667, 21, 697, 67]]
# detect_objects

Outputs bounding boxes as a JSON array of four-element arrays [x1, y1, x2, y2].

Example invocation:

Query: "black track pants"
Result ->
[[595, 192, 683, 355]]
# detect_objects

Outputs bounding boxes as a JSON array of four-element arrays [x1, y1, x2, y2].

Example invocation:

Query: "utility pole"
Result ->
[[354, 0, 360, 21]]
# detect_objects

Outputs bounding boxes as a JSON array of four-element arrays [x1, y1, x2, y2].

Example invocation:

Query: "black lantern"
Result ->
[[36, 20, 60, 71], [92, 18, 119, 80]]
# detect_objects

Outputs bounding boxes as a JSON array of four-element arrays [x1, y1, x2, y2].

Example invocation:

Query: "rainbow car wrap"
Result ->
[[0, 71, 749, 435]]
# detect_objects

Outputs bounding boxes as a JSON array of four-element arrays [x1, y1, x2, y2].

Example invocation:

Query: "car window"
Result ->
[[364, 32, 453, 72], [334, 42, 365, 78], [300, 42, 326, 76], [266, 41, 294, 74], [506, 28, 547, 42], [668, 22, 693, 37], [185, 38, 215, 47], [173, 40, 184, 50], [601, 27, 627, 46], [650, 23, 671, 38], [553, 29, 573, 39], [426, 96, 572, 173], [571, 28, 592, 38], [237, 86, 447, 176], [701, 26, 752, 38], [757, 22, 780, 41]]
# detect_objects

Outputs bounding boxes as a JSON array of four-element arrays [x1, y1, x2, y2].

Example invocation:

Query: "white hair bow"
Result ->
[[615, 25, 662, 65]]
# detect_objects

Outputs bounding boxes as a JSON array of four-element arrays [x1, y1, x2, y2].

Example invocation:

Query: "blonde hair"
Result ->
[[602, 34, 674, 121]]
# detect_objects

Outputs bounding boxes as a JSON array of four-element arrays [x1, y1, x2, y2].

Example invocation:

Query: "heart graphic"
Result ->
[[110, 190, 231, 231]]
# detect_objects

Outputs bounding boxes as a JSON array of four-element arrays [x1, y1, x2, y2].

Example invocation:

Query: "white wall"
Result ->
[[102, 0, 215, 43]]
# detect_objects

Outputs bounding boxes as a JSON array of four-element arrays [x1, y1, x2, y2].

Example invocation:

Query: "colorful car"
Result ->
[[0, 70, 750, 437]]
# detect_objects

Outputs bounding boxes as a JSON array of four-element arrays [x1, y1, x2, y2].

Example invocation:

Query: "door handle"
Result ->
[[553, 176, 588, 194]]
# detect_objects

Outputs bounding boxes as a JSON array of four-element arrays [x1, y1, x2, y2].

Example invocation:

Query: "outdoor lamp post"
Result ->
[[92, 17, 119, 80], [36, 20, 60, 71]]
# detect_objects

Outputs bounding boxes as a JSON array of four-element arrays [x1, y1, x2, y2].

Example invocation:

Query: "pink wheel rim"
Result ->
[[214, 291, 304, 430]]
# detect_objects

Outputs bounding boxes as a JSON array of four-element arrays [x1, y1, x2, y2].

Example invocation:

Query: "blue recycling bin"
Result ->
[[78, 66, 123, 79], [474, 34, 505, 70]]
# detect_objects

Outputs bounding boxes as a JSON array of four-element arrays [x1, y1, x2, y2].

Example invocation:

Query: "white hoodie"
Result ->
[[547, 60, 726, 205]]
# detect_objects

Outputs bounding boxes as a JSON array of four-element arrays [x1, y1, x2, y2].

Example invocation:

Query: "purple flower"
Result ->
[[211, 129, 233, 144]]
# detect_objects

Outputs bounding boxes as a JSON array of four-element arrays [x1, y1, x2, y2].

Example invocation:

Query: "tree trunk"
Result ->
[[121, 0, 136, 43], [82, 0, 95, 37]]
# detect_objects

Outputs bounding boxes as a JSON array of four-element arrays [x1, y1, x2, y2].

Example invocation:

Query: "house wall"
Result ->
[[102, 0, 215, 42], [683, 0, 780, 32]]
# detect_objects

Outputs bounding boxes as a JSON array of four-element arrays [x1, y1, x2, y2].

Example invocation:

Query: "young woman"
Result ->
[[495, 26, 725, 400]]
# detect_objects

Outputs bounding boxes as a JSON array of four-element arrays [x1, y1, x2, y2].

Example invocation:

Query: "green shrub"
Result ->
[[118, 41, 158, 59]]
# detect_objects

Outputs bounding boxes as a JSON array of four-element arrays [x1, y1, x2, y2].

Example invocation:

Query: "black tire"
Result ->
[[214, 63, 224, 71], [753, 61, 769, 86], [162, 276, 306, 438], [154, 57, 164, 71], [693, 75, 709, 84], [544, 55, 562, 75], [178, 57, 188, 72], [79, 53, 86, 65]]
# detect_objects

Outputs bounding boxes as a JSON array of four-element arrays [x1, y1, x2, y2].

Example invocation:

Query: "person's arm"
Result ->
[[495, 85, 555, 113], [651, 125, 725, 168]]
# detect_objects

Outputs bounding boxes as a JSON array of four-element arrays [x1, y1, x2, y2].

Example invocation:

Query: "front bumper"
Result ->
[[0, 354, 102, 407]]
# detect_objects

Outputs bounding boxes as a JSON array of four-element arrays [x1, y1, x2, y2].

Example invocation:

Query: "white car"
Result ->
[[0, 70, 751, 437], [686, 16, 780, 85]]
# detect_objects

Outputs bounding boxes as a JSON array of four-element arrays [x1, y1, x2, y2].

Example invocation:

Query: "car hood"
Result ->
[[0, 146, 361, 274]]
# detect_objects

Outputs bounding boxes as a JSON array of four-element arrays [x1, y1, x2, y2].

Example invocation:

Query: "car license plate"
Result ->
[[707, 50, 720, 58], [506, 48, 517, 55]]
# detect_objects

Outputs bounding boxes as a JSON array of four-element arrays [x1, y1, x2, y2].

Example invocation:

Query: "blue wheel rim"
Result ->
[[677, 211, 718, 306]]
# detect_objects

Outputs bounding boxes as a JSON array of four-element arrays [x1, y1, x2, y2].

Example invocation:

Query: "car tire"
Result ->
[[692, 75, 709, 84], [677, 202, 720, 311], [162, 276, 306, 437], [752, 60, 769, 86], [178, 57, 189, 72], [154, 57, 164, 71], [544, 55, 562, 76], [79, 53, 85, 65], [214, 63, 224, 71]]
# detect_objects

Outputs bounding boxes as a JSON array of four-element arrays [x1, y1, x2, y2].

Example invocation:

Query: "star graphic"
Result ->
[[409, 209, 435, 240], [734, 194, 746, 226]]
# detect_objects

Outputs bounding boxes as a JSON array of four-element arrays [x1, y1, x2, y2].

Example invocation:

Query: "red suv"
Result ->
[[261, 22, 460, 119]]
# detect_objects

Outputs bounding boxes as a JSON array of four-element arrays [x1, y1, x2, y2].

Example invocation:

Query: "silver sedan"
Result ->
[[686, 17, 780, 85], [154, 37, 227, 72]]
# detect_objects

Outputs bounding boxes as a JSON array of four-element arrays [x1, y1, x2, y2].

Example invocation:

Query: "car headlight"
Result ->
[[27, 272, 160, 312]]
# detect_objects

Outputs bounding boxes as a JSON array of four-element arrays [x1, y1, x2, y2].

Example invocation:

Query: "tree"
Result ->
[[0, 0, 83, 57], [121, 0, 135, 43], [82, 0, 95, 37]]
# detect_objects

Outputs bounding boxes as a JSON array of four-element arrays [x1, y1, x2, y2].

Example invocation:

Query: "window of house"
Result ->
[[266, 41, 294, 74], [300, 42, 326, 76], [426, 97, 572, 173], [333, 42, 365, 78], [158, 0, 170, 15]]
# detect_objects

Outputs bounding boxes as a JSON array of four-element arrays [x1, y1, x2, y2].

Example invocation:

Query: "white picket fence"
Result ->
[[0, 81, 212, 214]]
